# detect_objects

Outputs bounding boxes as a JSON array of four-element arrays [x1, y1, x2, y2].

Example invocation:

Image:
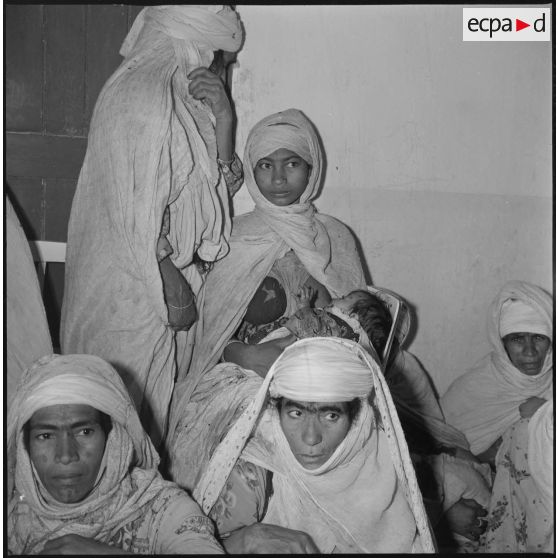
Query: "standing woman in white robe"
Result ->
[[61, 6, 244, 448]]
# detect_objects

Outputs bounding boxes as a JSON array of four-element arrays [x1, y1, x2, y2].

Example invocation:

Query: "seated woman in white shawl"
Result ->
[[194, 337, 435, 553], [441, 280, 553, 551], [7, 354, 223, 555], [166, 108, 367, 482], [61, 6, 244, 448]]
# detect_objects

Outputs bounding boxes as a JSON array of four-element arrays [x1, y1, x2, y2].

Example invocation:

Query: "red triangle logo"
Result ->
[[516, 19, 530, 31]]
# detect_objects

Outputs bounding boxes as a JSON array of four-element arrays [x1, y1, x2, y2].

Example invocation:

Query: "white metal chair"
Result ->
[[29, 240, 67, 290], [367, 285, 410, 367]]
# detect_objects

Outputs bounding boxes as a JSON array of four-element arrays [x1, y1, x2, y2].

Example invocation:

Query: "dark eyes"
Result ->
[[285, 410, 341, 421], [34, 428, 96, 441], [508, 335, 549, 344], [255, 160, 301, 170], [79, 428, 95, 436]]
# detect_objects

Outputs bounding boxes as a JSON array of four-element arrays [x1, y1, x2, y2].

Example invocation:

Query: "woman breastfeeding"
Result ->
[[166, 109, 366, 488]]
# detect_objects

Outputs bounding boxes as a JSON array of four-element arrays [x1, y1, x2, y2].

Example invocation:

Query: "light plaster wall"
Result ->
[[231, 5, 553, 396]]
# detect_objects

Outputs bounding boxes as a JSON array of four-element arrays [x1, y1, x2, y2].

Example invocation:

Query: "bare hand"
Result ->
[[39, 534, 130, 555], [223, 522, 319, 554], [445, 498, 487, 542], [302, 276, 331, 307], [296, 285, 317, 308], [519, 396, 547, 419], [188, 67, 232, 122]]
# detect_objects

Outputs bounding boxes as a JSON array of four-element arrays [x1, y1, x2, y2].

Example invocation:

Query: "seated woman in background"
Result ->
[[441, 280, 553, 552], [195, 337, 435, 553], [166, 108, 367, 486]]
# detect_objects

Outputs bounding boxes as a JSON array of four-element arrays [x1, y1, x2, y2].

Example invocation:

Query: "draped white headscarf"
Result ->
[[500, 299, 551, 338], [442, 281, 553, 454], [243, 109, 331, 274], [121, 5, 242, 59], [195, 338, 434, 553]]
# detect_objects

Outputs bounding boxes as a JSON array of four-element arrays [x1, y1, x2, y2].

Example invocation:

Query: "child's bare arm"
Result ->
[[296, 285, 317, 308], [302, 276, 331, 307]]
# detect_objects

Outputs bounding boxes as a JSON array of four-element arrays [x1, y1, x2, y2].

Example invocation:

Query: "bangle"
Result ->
[[217, 156, 235, 166], [167, 300, 195, 310]]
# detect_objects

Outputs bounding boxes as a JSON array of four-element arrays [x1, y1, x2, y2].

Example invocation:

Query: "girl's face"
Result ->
[[254, 148, 311, 206]]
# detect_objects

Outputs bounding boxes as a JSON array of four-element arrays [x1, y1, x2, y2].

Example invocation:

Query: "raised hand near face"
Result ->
[[188, 67, 233, 123]]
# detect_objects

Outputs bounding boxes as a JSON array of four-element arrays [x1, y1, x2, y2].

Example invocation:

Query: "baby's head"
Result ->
[[330, 290, 393, 356]]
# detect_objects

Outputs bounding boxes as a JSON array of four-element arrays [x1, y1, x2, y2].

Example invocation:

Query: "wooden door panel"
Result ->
[[45, 178, 79, 242], [6, 5, 143, 347], [85, 5, 130, 126], [5, 178, 44, 241], [5, 5, 44, 131], [6, 132, 87, 180], [45, 5, 87, 136]]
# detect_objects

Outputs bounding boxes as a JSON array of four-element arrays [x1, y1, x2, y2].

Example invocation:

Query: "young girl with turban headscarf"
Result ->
[[166, 109, 367, 487]]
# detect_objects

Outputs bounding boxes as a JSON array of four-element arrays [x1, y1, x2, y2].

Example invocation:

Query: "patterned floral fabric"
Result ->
[[285, 307, 359, 342], [235, 252, 311, 344], [219, 152, 244, 197], [209, 458, 270, 536], [482, 417, 553, 552]]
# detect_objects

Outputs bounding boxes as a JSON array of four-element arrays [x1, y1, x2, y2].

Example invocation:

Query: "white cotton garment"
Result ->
[[61, 6, 243, 447], [6, 196, 53, 409], [528, 399, 554, 517]]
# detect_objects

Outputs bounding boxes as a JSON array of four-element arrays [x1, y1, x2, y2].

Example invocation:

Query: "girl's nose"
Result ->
[[272, 165, 286, 184]]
